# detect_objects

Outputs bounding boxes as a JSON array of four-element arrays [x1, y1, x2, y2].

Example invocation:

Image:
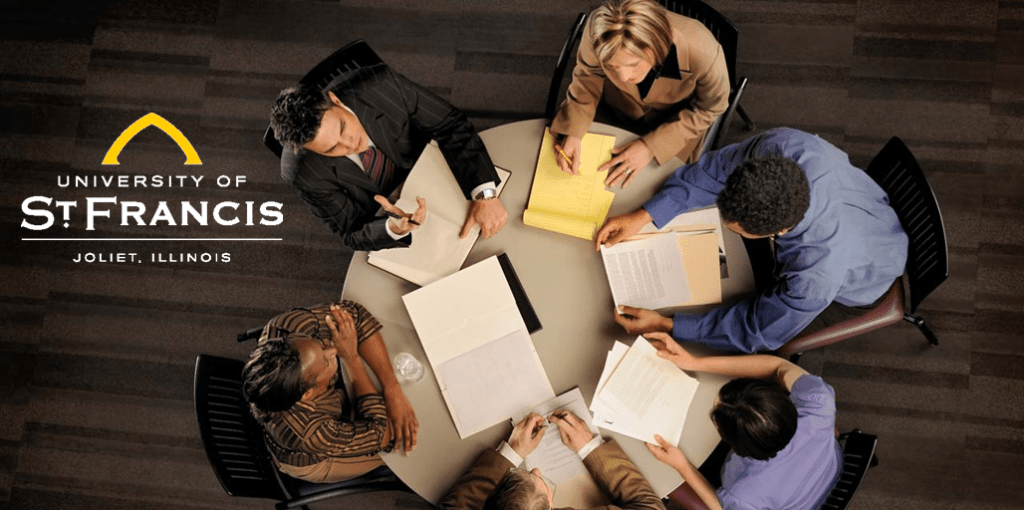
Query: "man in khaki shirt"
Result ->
[[439, 411, 665, 510]]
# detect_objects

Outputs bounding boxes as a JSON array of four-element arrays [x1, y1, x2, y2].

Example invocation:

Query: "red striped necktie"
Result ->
[[359, 146, 395, 191]]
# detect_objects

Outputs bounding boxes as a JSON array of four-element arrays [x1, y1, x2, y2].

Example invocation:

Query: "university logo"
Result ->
[[101, 113, 202, 165]]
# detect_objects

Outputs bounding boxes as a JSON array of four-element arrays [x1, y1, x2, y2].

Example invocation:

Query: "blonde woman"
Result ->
[[552, 0, 729, 187]]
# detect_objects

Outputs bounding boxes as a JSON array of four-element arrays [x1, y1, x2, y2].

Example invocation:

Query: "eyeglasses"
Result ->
[[509, 467, 556, 503]]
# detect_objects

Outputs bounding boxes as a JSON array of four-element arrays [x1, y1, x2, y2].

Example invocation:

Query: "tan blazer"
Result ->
[[438, 441, 666, 510], [551, 11, 730, 165]]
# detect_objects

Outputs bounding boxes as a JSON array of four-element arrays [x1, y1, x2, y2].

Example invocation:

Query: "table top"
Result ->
[[341, 119, 755, 505]]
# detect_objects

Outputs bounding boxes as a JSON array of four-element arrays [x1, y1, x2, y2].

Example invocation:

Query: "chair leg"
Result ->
[[788, 352, 802, 364], [903, 313, 939, 346], [736, 104, 755, 131], [870, 454, 879, 468]]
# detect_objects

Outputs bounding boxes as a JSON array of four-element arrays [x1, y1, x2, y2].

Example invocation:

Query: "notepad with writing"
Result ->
[[368, 141, 511, 287], [402, 255, 554, 439], [523, 129, 616, 240]]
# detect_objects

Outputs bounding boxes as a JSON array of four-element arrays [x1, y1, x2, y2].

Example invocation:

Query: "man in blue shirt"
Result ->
[[644, 332, 843, 510], [596, 128, 908, 352]]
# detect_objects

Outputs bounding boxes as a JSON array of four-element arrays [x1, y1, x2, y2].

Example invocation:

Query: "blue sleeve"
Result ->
[[672, 270, 838, 353], [642, 137, 754, 227], [789, 374, 837, 422]]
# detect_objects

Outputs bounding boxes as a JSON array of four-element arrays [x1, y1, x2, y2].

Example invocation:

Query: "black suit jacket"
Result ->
[[281, 64, 500, 252]]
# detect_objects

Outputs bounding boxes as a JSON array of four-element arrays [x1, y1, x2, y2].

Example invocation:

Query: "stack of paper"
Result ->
[[403, 256, 554, 439], [511, 388, 596, 482], [369, 141, 511, 286], [633, 206, 728, 279], [590, 336, 699, 445], [523, 129, 616, 240]]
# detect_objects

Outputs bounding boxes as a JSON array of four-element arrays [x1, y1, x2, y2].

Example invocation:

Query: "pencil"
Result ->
[[385, 211, 421, 226], [556, 148, 574, 166]]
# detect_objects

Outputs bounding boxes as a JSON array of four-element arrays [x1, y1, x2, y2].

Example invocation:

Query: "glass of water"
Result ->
[[393, 352, 424, 383]]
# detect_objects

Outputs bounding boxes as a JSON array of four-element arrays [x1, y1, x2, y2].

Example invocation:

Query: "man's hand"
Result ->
[[509, 412, 547, 458], [645, 332, 701, 371], [325, 304, 359, 360], [384, 388, 419, 455], [548, 410, 594, 453], [614, 305, 673, 335], [376, 195, 427, 236], [600, 139, 655, 188], [645, 434, 689, 471], [594, 208, 652, 251], [554, 135, 583, 175], [461, 197, 507, 239]]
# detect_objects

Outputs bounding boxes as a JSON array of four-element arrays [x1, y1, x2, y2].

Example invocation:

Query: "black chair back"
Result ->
[[544, 13, 588, 121], [660, 0, 739, 91], [264, 39, 386, 159], [865, 137, 949, 313], [194, 354, 287, 500], [823, 430, 879, 510]]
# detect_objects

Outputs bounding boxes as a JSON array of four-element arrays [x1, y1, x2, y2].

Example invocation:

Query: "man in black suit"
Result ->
[[271, 65, 508, 252]]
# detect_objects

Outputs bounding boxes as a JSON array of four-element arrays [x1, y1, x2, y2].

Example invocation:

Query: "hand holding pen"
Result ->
[[553, 134, 583, 176], [548, 410, 594, 452], [375, 195, 426, 236]]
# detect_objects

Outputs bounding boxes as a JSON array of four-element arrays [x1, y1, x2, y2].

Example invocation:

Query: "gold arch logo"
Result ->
[[102, 112, 202, 165]]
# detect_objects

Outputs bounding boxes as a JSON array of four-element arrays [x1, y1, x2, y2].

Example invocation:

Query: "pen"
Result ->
[[385, 210, 420, 226], [556, 148, 574, 166]]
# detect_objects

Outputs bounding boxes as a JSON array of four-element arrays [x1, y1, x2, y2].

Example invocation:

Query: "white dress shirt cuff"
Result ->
[[470, 181, 497, 200], [496, 441, 524, 467], [576, 436, 604, 460], [385, 218, 411, 240]]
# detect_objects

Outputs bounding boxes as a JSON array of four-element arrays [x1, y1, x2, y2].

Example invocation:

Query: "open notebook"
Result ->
[[523, 129, 616, 240], [403, 255, 552, 439], [368, 141, 511, 286]]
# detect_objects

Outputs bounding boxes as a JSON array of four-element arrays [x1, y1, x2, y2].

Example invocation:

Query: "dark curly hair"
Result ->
[[241, 336, 311, 420], [270, 84, 331, 153], [711, 378, 798, 461], [483, 470, 549, 510], [716, 154, 810, 236]]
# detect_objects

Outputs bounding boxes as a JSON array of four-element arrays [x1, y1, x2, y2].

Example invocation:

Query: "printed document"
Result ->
[[510, 388, 596, 482], [601, 233, 691, 310], [523, 129, 616, 240], [591, 337, 698, 445]]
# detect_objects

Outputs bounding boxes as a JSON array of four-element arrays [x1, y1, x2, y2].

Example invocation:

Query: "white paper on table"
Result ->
[[435, 328, 555, 439], [600, 233, 691, 310], [594, 337, 698, 445], [403, 256, 527, 365], [510, 388, 596, 482]]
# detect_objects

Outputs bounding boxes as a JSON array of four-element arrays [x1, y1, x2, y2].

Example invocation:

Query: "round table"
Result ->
[[341, 119, 755, 505]]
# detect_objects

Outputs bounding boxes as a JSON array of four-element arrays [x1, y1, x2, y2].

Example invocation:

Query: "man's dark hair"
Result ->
[[711, 378, 798, 461], [270, 84, 331, 153], [483, 470, 548, 510], [716, 154, 810, 236], [241, 336, 311, 419]]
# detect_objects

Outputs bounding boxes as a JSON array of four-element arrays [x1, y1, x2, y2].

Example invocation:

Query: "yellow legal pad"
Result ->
[[523, 129, 616, 240]]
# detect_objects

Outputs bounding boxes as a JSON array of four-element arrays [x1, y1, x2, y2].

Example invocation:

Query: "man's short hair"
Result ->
[[241, 335, 311, 419], [270, 84, 332, 153], [717, 154, 811, 236], [483, 470, 548, 510], [711, 378, 798, 461], [590, 0, 673, 66]]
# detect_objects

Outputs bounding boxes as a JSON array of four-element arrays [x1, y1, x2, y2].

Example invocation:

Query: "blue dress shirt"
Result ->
[[643, 128, 908, 352]]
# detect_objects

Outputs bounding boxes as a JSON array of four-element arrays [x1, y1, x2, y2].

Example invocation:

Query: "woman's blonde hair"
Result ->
[[590, 0, 673, 65]]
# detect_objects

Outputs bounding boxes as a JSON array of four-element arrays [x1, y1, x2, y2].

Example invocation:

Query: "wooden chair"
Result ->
[[193, 354, 411, 510], [777, 137, 948, 361]]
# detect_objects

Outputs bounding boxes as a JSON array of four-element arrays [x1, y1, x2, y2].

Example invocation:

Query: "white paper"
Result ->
[[511, 388, 595, 482], [435, 328, 554, 439], [636, 206, 728, 278], [601, 233, 691, 310], [593, 337, 698, 445]]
